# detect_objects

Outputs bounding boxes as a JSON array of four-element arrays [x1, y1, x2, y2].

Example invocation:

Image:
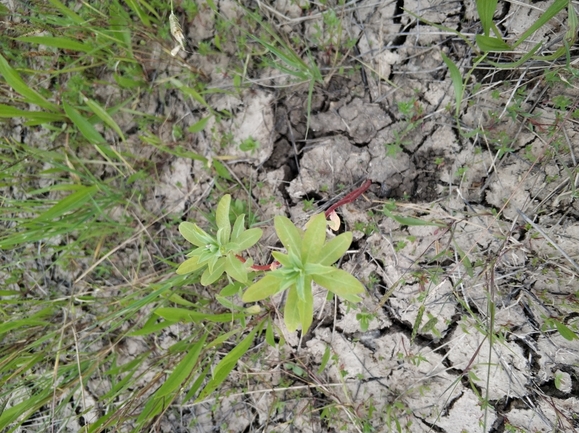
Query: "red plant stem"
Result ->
[[236, 254, 279, 271], [324, 179, 372, 218], [239, 179, 372, 272]]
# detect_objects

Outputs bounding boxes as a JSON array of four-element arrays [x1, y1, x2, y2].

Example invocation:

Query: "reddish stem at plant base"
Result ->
[[236, 254, 279, 271], [324, 179, 372, 218], [240, 179, 372, 272]]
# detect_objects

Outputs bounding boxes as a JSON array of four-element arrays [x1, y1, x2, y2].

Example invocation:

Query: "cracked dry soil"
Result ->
[[3, 0, 579, 432]]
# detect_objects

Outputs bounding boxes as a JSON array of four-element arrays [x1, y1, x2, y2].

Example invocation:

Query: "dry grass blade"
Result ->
[[516, 208, 579, 273], [169, 11, 185, 56]]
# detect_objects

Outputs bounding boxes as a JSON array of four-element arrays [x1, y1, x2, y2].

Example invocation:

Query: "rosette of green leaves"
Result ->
[[242, 213, 365, 333], [177, 195, 263, 286]]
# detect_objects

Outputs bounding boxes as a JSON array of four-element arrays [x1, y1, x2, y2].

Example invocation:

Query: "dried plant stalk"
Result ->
[[169, 11, 185, 56]]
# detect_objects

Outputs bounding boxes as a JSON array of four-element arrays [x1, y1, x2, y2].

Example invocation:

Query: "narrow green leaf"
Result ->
[[272, 251, 293, 268], [129, 318, 176, 336], [17, 36, 92, 52], [412, 305, 425, 341], [83, 95, 126, 141], [295, 273, 307, 302], [114, 72, 145, 88], [179, 222, 213, 247], [0, 319, 48, 335], [482, 41, 542, 68], [298, 281, 313, 334], [317, 344, 331, 374], [304, 263, 335, 276], [171, 79, 210, 107], [302, 213, 326, 262], [200, 257, 226, 285], [0, 53, 59, 112], [476, 0, 498, 36], [154, 307, 245, 323], [232, 227, 262, 251], [176, 256, 204, 275], [31, 185, 97, 223], [0, 104, 66, 122], [188, 116, 211, 133], [318, 232, 352, 266], [312, 269, 365, 303], [0, 392, 48, 431], [554, 320, 578, 341], [441, 52, 464, 119], [225, 253, 247, 283], [265, 319, 276, 347], [231, 214, 245, 242], [124, 0, 150, 26], [63, 101, 106, 144], [242, 273, 285, 302], [183, 363, 211, 403], [513, 0, 568, 48], [196, 324, 261, 401], [420, 315, 439, 336], [215, 194, 231, 241], [284, 286, 300, 332], [47, 0, 84, 23], [275, 215, 303, 254], [220, 281, 244, 297], [212, 159, 232, 180], [155, 334, 207, 398], [382, 207, 446, 227], [475, 34, 511, 52]]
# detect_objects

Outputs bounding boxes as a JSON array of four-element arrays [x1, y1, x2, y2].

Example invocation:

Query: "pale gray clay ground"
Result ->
[[3, 0, 579, 432]]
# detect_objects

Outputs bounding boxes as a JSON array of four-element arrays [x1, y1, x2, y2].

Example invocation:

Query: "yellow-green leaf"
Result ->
[[312, 269, 364, 303], [274, 215, 303, 254], [242, 273, 285, 302], [302, 213, 326, 262], [318, 232, 352, 266], [176, 256, 205, 275]]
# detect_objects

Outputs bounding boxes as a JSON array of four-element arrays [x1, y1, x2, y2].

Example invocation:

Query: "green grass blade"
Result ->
[[382, 206, 447, 227], [441, 52, 463, 119], [476, 0, 499, 36], [196, 323, 261, 402], [63, 101, 107, 144], [83, 95, 126, 141], [123, 0, 151, 26], [153, 334, 207, 398], [137, 334, 208, 423], [16, 36, 93, 53], [513, 0, 568, 48], [30, 184, 99, 223], [0, 54, 59, 112], [154, 307, 246, 323], [0, 104, 66, 123], [475, 35, 511, 52], [188, 116, 211, 133], [47, 0, 84, 24], [482, 41, 542, 68], [0, 392, 49, 431]]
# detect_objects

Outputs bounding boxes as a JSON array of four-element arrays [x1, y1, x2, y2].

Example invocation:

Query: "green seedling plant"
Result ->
[[242, 213, 365, 333], [176, 194, 365, 334], [176, 194, 262, 285]]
